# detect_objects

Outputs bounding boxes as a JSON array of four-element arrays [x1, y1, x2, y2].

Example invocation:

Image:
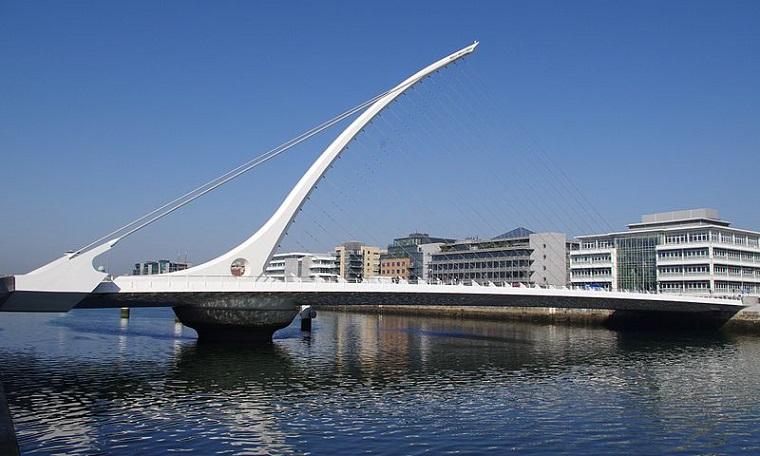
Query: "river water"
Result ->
[[2, 308, 760, 455]]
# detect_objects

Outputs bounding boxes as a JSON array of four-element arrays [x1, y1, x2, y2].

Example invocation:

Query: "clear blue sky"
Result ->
[[1, 0, 758, 274]]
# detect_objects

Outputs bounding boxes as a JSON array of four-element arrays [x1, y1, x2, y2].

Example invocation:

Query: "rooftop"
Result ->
[[628, 208, 730, 229], [492, 227, 534, 240], [577, 209, 760, 239]]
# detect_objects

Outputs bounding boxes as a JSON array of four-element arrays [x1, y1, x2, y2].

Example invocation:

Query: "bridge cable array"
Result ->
[[72, 71, 449, 257], [279, 58, 608, 285]]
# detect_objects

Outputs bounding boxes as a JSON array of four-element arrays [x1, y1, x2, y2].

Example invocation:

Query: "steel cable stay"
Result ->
[[353, 73, 523, 278], [445, 67, 601, 240], [289, 65, 569, 286], [423, 69, 582, 238], [285, 118, 401, 250], [457, 58, 613, 233], [452, 59, 596, 232], [288, 117, 432, 269], [402, 82, 552, 281], [374, 98, 521, 283], [398, 75, 553, 271], [400, 74, 572, 285], [441, 71, 580, 284], [435, 69, 598, 238], [415, 71, 579, 274], [279, 70, 473, 280], [71, 68, 451, 258]]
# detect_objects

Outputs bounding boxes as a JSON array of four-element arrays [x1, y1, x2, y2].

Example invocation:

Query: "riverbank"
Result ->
[[317, 301, 760, 333]]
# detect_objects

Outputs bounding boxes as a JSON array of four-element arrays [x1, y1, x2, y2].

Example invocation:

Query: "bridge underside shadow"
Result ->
[[603, 309, 740, 331], [291, 290, 745, 333], [78, 289, 746, 340]]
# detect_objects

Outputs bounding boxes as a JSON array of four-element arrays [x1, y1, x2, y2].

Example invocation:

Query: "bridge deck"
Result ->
[[72, 276, 745, 313], [3, 274, 745, 313]]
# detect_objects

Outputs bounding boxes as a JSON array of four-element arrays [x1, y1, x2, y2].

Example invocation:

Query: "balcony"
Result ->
[[656, 256, 710, 265], [571, 275, 612, 281], [570, 260, 612, 267]]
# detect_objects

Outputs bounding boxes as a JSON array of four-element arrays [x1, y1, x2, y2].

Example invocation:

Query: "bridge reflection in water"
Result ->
[[2, 308, 760, 454]]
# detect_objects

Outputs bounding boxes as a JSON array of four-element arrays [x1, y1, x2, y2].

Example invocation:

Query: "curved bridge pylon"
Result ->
[[1, 42, 480, 313]]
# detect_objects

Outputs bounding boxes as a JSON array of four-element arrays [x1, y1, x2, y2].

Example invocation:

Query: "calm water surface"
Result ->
[[2, 308, 760, 455]]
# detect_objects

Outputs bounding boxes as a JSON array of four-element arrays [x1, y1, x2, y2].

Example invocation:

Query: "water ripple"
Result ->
[[3, 308, 760, 454]]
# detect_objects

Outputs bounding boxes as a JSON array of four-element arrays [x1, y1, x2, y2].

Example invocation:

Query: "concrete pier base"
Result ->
[[172, 295, 299, 342], [299, 306, 316, 332], [174, 307, 298, 342], [120, 307, 130, 319]]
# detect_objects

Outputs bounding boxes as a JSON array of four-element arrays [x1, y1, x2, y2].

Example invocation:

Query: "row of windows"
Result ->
[[658, 265, 710, 275], [658, 264, 760, 277], [571, 254, 612, 264], [581, 231, 760, 251], [658, 248, 710, 259], [656, 248, 760, 262], [581, 240, 612, 249], [663, 231, 759, 246], [430, 260, 531, 270], [433, 250, 532, 260], [664, 233, 705, 244], [714, 248, 760, 262], [715, 282, 760, 293], [381, 269, 407, 276], [430, 271, 530, 280], [660, 280, 760, 292], [571, 268, 612, 278], [660, 281, 710, 290], [382, 261, 409, 267], [714, 266, 760, 278], [713, 232, 759, 247]]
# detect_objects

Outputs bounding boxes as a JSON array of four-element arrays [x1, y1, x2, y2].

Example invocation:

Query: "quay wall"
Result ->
[[722, 297, 760, 332], [317, 305, 614, 326], [317, 300, 760, 333]]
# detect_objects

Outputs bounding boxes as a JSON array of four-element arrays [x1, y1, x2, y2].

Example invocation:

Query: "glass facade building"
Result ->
[[615, 235, 659, 292], [570, 209, 760, 296]]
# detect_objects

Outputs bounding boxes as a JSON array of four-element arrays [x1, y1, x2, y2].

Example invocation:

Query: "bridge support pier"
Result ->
[[171, 294, 299, 343], [300, 305, 316, 331]]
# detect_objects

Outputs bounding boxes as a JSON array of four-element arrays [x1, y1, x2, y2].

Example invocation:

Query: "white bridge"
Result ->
[[0, 42, 746, 340]]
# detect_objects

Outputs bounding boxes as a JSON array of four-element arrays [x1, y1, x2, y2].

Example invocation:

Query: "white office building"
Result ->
[[265, 252, 340, 282], [569, 209, 760, 296], [428, 228, 575, 287]]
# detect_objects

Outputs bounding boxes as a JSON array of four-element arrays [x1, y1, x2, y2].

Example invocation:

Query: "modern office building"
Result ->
[[379, 233, 456, 280], [132, 259, 190, 275], [264, 252, 339, 282], [335, 241, 383, 282], [569, 209, 760, 296], [428, 228, 573, 286]]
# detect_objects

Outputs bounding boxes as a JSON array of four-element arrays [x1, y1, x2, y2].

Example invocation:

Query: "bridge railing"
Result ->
[[113, 273, 747, 301]]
